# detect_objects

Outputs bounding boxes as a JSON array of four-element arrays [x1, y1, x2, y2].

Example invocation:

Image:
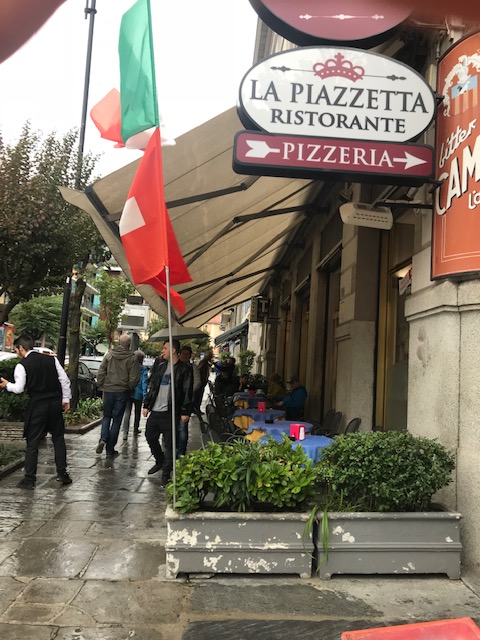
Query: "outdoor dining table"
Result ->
[[246, 420, 314, 437], [291, 435, 334, 462], [233, 393, 265, 409], [233, 407, 285, 431]]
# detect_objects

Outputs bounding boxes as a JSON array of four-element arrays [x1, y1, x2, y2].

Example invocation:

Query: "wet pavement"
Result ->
[[1, 415, 480, 639]]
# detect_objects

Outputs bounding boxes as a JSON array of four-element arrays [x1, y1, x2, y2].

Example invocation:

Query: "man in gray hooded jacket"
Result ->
[[96, 334, 140, 458]]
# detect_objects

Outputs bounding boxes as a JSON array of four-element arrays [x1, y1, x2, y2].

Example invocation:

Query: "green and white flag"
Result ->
[[118, 0, 158, 148]]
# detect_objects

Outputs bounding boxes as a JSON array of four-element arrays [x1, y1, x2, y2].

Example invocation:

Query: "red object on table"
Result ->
[[342, 618, 480, 640], [289, 423, 304, 439], [257, 401, 266, 412], [248, 389, 255, 397]]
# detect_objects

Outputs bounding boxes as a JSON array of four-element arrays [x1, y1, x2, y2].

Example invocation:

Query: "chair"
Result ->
[[321, 409, 335, 432], [199, 419, 210, 436], [315, 411, 343, 437], [344, 417, 361, 434]]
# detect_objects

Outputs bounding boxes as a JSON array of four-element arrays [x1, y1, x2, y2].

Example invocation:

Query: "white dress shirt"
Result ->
[[6, 351, 72, 403]]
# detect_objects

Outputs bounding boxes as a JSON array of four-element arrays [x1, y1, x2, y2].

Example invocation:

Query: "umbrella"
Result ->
[[148, 326, 209, 342]]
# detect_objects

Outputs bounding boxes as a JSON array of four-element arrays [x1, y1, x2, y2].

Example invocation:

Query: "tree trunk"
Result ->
[[68, 277, 86, 410], [0, 296, 19, 326]]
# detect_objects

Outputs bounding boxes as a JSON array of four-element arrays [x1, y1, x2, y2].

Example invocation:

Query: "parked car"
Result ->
[[64, 360, 99, 400], [79, 356, 104, 381], [77, 361, 99, 400], [0, 351, 16, 362], [33, 347, 56, 356]]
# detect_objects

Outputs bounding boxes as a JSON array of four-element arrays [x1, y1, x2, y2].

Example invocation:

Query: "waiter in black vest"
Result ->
[[0, 334, 72, 489]]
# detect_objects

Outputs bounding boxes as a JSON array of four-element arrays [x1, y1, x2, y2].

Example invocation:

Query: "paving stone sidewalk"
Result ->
[[1, 416, 480, 640]]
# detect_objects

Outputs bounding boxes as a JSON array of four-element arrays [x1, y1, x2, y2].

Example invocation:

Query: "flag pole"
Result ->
[[165, 266, 176, 506], [146, 0, 176, 505]]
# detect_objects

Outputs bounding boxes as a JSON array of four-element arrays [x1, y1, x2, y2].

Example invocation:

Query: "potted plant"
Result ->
[[165, 437, 318, 579], [313, 430, 461, 579]]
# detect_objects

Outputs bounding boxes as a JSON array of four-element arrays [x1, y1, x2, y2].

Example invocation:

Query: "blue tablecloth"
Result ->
[[233, 408, 285, 422], [246, 420, 313, 436], [292, 435, 334, 462]]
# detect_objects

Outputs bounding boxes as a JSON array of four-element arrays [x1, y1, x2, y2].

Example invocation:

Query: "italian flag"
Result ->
[[96, 0, 191, 314]]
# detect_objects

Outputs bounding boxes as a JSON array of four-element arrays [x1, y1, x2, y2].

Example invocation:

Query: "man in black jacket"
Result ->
[[142, 339, 193, 485], [0, 334, 72, 489]]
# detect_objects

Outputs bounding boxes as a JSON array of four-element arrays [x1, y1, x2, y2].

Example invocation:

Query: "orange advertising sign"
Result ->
[[433, 31, 480, 279]]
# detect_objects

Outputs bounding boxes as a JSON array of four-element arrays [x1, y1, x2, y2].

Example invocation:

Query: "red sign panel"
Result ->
[[233, 131, 433, 185], [433, 32, 480, 279], [249, 0, 411, 47]]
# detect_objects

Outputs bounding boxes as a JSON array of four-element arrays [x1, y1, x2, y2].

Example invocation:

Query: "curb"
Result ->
[[65, 418, 102, 435], [0, 457, 24, 480]]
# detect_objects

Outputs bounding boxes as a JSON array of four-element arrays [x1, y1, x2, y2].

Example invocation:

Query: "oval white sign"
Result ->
[[238, 47, 436, 143]]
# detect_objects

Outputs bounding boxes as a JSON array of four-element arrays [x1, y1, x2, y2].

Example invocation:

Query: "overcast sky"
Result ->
[[0, 0, 258, 177]]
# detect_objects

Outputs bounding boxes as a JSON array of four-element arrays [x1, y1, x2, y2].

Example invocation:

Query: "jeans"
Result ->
[[101, 391, 129, 454], [176, 417, 189, 457], [122, 397, 142, 436]]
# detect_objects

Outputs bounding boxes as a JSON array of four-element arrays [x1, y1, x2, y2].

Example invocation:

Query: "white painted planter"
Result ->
[[314, 510, 462, 579], [165, 506, 314, 579]]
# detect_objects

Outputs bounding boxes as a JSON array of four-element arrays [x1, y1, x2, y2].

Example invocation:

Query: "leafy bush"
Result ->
[[64, 398, 103, 426], [0, 442, 24, 467], [237, 349, 256, 375], [317, 431, 455, 512], [167, 436, 318, 514], [0, 357, 28, 421]]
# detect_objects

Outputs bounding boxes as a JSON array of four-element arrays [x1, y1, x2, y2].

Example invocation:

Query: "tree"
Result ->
[[9, 295, 62, 345], [98, 272, 134, 346], [0, 124, 101, 324], [81, 320, 108, 354], [146, 316, 167, 336]]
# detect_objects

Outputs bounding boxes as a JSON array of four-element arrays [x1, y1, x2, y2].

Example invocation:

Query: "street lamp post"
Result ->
[[58, 0, 97, 366]]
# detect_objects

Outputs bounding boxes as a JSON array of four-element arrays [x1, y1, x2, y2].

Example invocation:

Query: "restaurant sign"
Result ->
[[248, 0, 411, 47], [432, 31, 480, 279], [233, 130, 433, 185], [238, 47, 436, 143]]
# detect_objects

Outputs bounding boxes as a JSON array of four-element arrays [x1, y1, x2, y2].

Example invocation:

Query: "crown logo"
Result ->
[[313, 53, 365, 82]]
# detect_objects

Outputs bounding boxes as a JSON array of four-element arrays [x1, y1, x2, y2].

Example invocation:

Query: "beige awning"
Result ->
[[60, 107, 317, 326]]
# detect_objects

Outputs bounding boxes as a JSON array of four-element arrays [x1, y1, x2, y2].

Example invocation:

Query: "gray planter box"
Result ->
[[165, 506, 314, 579], [314, 510, 462, 579]]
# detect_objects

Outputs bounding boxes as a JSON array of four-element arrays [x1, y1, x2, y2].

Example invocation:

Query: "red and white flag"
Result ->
[[119, 128, 191, 315]]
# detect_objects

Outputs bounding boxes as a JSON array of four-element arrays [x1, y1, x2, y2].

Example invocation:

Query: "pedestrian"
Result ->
[[142, 339, 193, 485], [96, 334, 140, 459], [196, 348, 213, 410], [177, 344, 200, 455], [0, 334, 72, 489], [122, 350, 148, 441]]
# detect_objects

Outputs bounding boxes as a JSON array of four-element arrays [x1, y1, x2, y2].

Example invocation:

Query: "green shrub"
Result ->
[[64, 398, 103, 426], [316, 431, 455, 512], [0, 357, 28, 421], [167, 436, 318, 514]]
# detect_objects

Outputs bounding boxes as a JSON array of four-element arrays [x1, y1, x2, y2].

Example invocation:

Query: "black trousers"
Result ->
[[24, 397, 67, 482], [145, 411, 175, 476]]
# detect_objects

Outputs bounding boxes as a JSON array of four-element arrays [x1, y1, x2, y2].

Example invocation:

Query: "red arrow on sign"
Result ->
[[233, 131, 434, 185]]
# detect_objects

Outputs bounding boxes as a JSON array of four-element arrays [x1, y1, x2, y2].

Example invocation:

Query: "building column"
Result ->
[[335, 224, 380, 429]]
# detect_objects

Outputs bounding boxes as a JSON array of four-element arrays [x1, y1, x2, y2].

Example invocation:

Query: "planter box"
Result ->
[[165, 506, 314, 579], [314, 510, 462, 579]]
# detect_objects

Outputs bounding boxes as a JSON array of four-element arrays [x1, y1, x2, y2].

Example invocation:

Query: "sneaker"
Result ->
[[56, 472, 72, 485], [17, 478, 35, 490], [96, 439, 106, 454], [148, 463, 163, 475], [106, 450, 120, 459]]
